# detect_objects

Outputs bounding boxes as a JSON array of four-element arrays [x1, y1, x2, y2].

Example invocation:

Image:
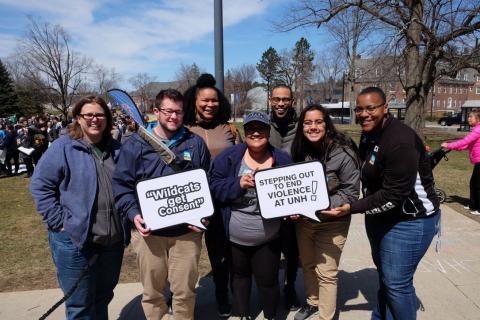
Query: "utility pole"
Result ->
[[214, 0, 224, 92], [341, 72, 345, 123]]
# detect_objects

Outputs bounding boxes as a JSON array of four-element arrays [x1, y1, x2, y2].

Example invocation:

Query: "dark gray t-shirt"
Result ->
[[229, 159, 280, 246]]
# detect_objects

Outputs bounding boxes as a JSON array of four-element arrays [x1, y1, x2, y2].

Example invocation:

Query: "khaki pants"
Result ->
[[296, 217, 351, 320], [131, 230, 202, 320]]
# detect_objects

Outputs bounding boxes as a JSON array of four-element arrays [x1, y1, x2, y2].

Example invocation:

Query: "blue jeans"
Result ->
[[365, 210, 440, 320], [48, 231, 124, 320]]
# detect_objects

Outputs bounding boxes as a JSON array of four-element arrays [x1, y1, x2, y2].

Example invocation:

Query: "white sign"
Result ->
[[255, 161, 330, 221], [136, 169, 214, 231]]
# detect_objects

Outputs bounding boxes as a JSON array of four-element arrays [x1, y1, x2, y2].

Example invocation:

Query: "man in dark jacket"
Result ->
[[268, 84, 301, 310], [112, 89, 210, 320], [3, 125, 19, 175]]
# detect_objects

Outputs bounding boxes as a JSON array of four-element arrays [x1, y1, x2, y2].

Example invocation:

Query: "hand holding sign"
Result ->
[[135, 169, 214, 231], [255, 161, 329, 221]]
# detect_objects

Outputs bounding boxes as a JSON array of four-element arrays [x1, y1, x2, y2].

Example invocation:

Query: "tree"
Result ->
[[4, 57, 47, 116], [15, 17, 92, 118], [277, 3, 376, 123], [175, 63, 202, 92], [277, 49, 297, 89], [129, 73, 157, 114], [93, 64, 121, 99], [314, 48, 343, 102], [277, 0, 480, 133], [257, 47, 281, 113], [225, 64, 257, 117], [292, 37, 315, 111], [0, 59, 20, 117]]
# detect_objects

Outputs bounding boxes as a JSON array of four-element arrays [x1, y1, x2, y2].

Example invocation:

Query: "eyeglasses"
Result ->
[[354, 103, 385, 115], [271, 97, 292, 104], [159, 108, 184, 117], [303, 119, 325, 127], [79, 113, 106, 120]]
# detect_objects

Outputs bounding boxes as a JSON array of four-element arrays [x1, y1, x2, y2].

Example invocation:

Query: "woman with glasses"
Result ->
[[30, 96, 127, 320], [183, 73, 241, 317], [210, 112, 292, 320], [290, 105, 360, 320], [322, 87, 440, 320]]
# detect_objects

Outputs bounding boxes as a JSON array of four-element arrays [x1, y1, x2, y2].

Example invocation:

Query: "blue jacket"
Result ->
[[30, 135, 125, 248], [112, 128, 211, 237], [209, 143, 292, 238]]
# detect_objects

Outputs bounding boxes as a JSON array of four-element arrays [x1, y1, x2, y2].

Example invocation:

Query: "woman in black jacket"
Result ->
[[322, 87, 440, 320]]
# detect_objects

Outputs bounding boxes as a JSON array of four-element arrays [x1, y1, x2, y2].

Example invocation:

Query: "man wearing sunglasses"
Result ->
[[268, 84, 301, 311], [112, 89, 210, 320]]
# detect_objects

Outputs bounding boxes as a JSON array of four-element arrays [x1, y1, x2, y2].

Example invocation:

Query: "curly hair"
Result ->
[[182, 73, 232, 126], [291, 104, 357, 162]]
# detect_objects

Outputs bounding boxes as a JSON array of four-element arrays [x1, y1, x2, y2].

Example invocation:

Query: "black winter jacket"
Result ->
[[350, 117, 439, 220]]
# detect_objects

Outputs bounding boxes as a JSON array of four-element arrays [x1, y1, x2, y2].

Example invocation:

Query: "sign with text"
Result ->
[[136, 169, 213, 231], [255, 161, 329, 221]]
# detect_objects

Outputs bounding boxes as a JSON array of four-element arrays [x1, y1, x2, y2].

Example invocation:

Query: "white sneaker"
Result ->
[[470, 210, 480, 215], [463, 206, 471, 210]]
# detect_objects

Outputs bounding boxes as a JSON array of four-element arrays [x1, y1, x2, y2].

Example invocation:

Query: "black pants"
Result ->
[[22, 156, 34, 177], [280, 219, 299, 290], [205, 215, 230, 306], [469, 163, 480, 210], [5, 150, 19, 174], [230, 238, 281, 318]]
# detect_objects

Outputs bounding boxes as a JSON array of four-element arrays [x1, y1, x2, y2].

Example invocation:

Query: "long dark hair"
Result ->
[[68, 96, 113, 140], [182, 73, 232, 126], [291, 104, 357, 162]]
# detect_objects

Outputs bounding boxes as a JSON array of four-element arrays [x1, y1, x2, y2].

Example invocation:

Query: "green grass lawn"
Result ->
[[0, 125, 473, 292]]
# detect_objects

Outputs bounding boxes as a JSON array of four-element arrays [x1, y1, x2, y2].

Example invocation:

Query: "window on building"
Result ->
[[437, 100, 440, 107], [447, 97, 452, 108], [432, 99, 435, 107], [470, 87, 473, 92], [449, 87, 453, 94], [454, 100, 456, 108], [476, 87, 480, 95], [455, 87, 457, 94], [464, 74, 468, 81], [477, 75, 480, 82], [444, 87, 447, 93]]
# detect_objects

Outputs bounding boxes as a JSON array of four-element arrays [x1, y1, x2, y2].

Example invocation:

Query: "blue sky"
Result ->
[[0, 0, 329, 88]]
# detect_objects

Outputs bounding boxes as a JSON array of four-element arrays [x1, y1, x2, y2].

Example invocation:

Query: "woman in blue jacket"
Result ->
[[210, 112, 292, 320], [30, 96, 127, 320]]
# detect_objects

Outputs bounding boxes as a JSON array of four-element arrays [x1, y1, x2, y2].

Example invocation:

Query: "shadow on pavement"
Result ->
[[118, 294, 145, 320], [335, 268, 377, 319]]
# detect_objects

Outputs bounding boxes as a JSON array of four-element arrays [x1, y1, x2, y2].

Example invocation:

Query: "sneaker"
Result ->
[[294, 304, 318, 320], [217, 304, 232, 318], [464, 206, 472, 210], [284, 287, 300, 311], [470, 210, 480, 215]]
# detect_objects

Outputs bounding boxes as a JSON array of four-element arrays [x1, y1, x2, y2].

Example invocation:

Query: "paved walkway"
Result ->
[[1, 205, 479, 319]]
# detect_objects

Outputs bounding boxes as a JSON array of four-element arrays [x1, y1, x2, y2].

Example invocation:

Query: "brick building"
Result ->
[[351, 56, 480, 117]]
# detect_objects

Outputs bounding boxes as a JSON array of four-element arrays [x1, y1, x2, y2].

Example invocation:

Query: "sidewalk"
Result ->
[[1, 204, 479, 319]]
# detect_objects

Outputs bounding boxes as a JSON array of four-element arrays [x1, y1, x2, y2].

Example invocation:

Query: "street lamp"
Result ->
[[341, 72, 346, 124]]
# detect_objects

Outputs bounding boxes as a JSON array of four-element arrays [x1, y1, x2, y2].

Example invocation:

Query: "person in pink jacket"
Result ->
[[441, 109, 480, 215]]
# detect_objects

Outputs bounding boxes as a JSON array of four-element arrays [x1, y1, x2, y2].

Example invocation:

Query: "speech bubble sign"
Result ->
[[255, 161, 329, 221], [135, 169, 214, 231]]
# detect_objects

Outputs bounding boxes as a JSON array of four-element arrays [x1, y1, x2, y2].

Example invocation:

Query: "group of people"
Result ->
[[30, 73, 443, 320], [0, 115, 64, 177]]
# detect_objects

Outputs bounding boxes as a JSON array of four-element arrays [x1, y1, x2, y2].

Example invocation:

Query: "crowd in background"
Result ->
[[0, 112, 138, 178]]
